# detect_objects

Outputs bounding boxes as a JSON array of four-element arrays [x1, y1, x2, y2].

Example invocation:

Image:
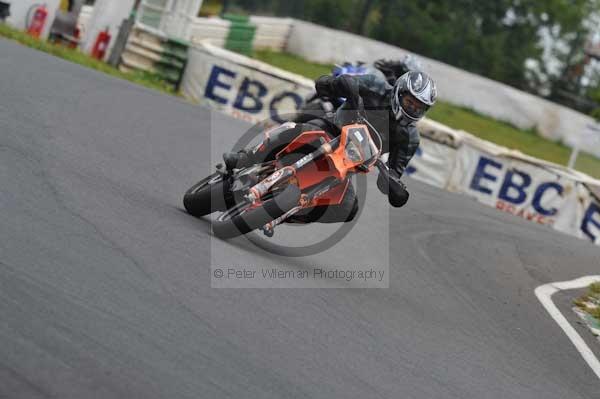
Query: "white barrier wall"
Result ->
[[184, 16, 293, 51], [186, 17, 230, 47], [76, 5, 94, 42], [182, 42, 600, 246], [182, 41, 314, 126], [160, 0, 205, 39], [4, 0, 62, 39], [286, 19, 600, 158], [249, 16, 293, 51]]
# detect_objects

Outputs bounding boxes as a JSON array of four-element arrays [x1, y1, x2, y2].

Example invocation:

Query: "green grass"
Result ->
[[428, 103, 600, 178], [254, 49, 600, 179], [0, 23, 174, 94], [199, 0, 223, 16], [575, 283, 600, 322], [254, 50, 333, 80]]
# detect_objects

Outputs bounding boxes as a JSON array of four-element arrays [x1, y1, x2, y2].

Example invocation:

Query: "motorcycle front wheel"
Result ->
[[183, 173, 230, 217]]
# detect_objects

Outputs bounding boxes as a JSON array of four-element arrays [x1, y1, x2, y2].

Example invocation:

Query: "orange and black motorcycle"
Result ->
[[183, 111, 385, 239]]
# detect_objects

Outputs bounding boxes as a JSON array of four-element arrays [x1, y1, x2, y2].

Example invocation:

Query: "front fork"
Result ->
[[261, 177, 342, 236]]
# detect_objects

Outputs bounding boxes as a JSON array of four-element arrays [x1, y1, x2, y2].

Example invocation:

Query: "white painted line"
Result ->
[[535, 276, 600, 380]]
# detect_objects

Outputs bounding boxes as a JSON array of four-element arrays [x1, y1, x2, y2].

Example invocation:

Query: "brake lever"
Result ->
[[375, 158, 389, 175]]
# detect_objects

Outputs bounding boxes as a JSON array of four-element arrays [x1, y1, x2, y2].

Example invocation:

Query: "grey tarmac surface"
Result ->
[[1, 38, 600, 398]]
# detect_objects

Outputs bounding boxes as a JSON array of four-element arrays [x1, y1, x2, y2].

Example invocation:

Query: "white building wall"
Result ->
[[4, 0, 62, 39], [82, 0, 136, 59]]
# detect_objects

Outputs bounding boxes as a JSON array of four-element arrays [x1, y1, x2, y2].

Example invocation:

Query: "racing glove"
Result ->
[[376, 155, 409, 208], [315, 75, 361, 108]]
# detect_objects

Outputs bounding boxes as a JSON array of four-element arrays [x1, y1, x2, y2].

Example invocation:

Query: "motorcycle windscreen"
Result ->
[[345, 126, 375, 165]]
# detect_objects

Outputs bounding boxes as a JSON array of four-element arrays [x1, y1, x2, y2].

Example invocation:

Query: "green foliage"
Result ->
[[590, 86, 600, 120], [231, 0, 356, 28], [372, 1, 541, 89], [575, 283, 600, 323], [232, 0, 600, 99], [199, 0, 223, 16]]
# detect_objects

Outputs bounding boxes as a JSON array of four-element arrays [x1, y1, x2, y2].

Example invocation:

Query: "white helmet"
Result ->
[[391, 71, 437, 122]]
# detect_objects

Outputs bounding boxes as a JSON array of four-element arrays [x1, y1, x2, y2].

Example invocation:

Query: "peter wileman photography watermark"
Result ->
[[211, 265, 388, 288], [213, 266, 386, 282], [207, 109, 390, 288]]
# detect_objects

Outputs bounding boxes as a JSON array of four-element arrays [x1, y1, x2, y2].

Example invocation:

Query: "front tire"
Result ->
[[183, 173, 230, 217], [212, 184, 301, 239]]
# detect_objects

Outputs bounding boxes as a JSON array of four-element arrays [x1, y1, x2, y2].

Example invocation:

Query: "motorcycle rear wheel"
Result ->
[[212, 184, 301, 239]]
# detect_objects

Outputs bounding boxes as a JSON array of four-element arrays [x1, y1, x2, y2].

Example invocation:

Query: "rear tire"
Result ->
[[212, 184, 301, 239], [183, 173, 230, 217]]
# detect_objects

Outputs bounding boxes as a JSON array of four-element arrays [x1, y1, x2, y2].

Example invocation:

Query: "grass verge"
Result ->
[[0, 23, 174, 94], [574, 283, 600, 323], [254, 50, 600, 179]]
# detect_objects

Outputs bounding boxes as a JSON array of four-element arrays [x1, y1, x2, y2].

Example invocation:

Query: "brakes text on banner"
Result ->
[[182, 42, 315, 125]]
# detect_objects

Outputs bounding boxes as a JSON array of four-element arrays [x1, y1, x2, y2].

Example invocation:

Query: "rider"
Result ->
[[223, 70, 437, 223]]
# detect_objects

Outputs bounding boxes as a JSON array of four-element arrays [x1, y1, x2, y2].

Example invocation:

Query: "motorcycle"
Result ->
[[183, 103, 385, 239]]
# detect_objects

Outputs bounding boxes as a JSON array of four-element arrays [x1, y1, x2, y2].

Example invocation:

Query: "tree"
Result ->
[[230, 0, 600, 101], [369, 1, 568, 90], [590, 85, 600, 120], [231, 0, 360, 27], [351, 0, 376, 35]]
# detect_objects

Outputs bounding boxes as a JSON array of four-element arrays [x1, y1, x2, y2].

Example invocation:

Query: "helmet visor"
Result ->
[[401, 93, 429, 120]]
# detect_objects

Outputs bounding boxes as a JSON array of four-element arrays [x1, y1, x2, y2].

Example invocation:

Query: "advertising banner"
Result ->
[[449, 144, 580, 227], [578, 187, 600, 244], [445, 143, 600, 243], [182, 41, 315, 126], [405, 138, 457, 189]]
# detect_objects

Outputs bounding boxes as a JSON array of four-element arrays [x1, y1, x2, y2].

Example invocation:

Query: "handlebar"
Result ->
[[359, 117, 384, 164]]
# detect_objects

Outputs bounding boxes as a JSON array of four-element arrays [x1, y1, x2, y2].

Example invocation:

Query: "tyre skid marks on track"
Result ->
[[535, 276, 600, 380]]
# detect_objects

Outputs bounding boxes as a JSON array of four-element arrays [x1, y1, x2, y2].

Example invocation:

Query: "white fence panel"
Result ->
[[250, 16, 293, 51], [187, 17, 230, 46]]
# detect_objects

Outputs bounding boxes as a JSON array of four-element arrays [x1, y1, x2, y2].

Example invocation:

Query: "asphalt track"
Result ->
[[2, 38, 600, 399]]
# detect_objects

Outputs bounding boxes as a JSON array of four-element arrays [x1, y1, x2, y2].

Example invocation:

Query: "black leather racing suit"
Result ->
[[250, 73, 419, 222], [314, 73, 420, 197]]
